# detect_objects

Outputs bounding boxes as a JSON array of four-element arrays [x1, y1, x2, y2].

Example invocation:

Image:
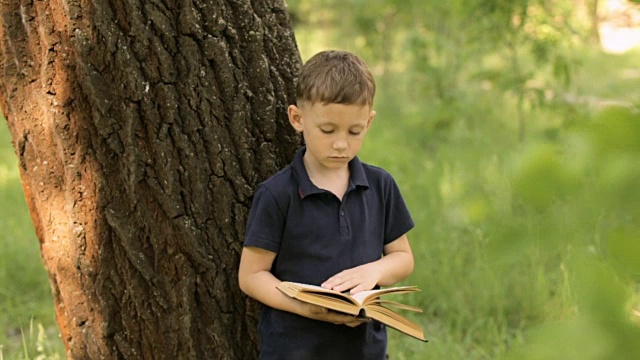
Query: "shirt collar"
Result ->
[[292, 146, 370, 199]]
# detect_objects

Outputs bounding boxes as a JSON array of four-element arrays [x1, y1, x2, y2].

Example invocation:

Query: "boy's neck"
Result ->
[[303, 154, 350, 200]]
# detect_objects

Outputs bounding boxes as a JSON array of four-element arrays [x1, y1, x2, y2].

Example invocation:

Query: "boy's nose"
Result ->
[[333, 139, 347, 150]]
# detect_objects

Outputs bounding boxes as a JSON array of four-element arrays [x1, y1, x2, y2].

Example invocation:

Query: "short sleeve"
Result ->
[[383, 176, 415, 244], [243, 184, 285, 253]]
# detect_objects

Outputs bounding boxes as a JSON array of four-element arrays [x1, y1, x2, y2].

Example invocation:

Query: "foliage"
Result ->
[[288, 0, 640, 358], [500, 107, 640, 359], [288, 0, 593, 141]]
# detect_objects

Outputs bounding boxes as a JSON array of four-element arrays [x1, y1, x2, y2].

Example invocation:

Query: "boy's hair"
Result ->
[[296, 50, 375, 107]]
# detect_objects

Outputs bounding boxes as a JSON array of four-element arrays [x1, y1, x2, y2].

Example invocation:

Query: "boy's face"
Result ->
[[288, 102, 375, 172]]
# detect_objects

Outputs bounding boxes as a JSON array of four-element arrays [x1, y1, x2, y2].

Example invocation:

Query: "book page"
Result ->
[[352, 289, 382, 304], [353, 285, 420, 304], [365, 305, 426, 341], [280, 282, 419, 306], [282, 282, 359, 304]]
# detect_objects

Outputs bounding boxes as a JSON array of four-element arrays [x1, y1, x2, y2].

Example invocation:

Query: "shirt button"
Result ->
[[341, 211, 345, 216]]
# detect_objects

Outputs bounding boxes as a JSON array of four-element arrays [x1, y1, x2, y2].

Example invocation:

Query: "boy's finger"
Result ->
[[321, 269, 351, 288], [310, 305, 328, 314], [344, 319, 365, 327], [326, 312, 354, 324]]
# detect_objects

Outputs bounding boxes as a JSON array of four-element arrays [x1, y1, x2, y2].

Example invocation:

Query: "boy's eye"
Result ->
[[320, 128, 334, 134], [349, 131, 362, 135]]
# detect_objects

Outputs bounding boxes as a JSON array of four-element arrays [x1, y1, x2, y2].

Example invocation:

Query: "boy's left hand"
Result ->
[[321, 262, 381, 294]]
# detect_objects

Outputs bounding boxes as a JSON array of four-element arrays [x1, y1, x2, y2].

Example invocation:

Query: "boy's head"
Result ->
[[295, 50, 376, 107], [288, 51, 377, 171]]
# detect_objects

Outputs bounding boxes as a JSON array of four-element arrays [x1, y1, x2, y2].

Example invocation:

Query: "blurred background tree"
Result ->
[[289, 0, 599, 141]]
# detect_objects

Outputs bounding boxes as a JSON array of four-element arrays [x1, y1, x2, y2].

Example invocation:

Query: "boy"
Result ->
[[238, 50, 415, 359]]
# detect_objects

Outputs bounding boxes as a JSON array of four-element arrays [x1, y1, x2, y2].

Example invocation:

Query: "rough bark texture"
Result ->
[[0, 0, 301, 358]]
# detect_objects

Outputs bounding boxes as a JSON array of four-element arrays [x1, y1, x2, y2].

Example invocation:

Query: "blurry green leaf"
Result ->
[[506, 318, 616, 360], [507, 257, 639, 360], [607, 228, 640, 277], [590, 107, 640, 153], [511, 144, 579, 210], [597, 153, 640, 215], [531, 39, 551, 63], [486, 220, 529, 261], [573, 258, 629, 321], [463, 195, 491, 223]]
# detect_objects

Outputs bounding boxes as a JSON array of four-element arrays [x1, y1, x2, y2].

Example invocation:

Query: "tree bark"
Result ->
[[0, 0, 301, 358]]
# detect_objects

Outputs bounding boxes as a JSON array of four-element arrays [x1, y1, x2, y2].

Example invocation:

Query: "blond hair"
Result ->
[[296, 50, 375, 107]]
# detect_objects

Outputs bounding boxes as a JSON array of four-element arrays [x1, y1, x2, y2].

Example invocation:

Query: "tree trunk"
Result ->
[[590, 0, 601, 44], [0, 0, 300, 358]]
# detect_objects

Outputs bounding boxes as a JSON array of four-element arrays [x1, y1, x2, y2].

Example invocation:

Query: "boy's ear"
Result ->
[[288, 104, 304, 133], [367, 110, 376, 128]]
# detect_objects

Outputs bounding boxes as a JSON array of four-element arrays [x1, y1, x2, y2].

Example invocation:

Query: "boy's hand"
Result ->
[[298, 303, 365, 327], [322, 234, 414, 294], [321, 262, 381, 294]]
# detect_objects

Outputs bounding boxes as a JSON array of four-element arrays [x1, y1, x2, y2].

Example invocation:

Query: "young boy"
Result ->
[[238, 50, 415, 359]]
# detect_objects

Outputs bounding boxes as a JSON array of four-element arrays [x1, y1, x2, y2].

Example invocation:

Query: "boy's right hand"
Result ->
[[298, 303, 365, 327]]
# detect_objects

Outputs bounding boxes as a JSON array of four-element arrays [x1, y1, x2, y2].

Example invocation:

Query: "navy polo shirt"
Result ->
[[244, 146, 414, 360]]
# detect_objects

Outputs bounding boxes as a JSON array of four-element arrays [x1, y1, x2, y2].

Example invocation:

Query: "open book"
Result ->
[[277, 281, 427, 342]]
